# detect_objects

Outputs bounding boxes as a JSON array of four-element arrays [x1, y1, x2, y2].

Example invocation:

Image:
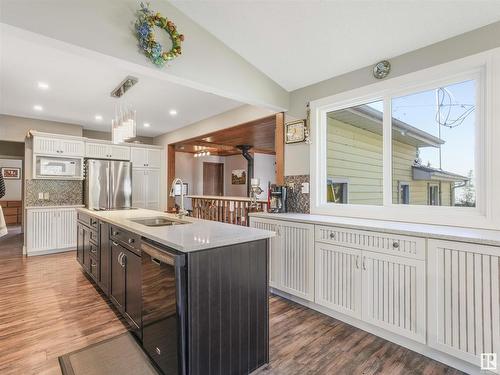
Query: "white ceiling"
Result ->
[[0, 28, 243, 137], [172, 1, 500, 91]]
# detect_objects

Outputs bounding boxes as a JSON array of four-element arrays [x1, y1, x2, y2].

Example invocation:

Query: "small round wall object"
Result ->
[[373, 60, 391, 79]]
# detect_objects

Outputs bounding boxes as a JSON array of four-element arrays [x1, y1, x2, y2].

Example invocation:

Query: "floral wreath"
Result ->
[[135, 2, 184, 66]]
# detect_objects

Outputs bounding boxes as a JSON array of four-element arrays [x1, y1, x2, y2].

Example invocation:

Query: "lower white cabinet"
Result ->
[[361, 250, 426, 343], [250, 217, 315, 301], [26, 207, 77, 255], [315, 243, 362, 318], [428, 239, 500, 371], [132, 168, 160, 211]]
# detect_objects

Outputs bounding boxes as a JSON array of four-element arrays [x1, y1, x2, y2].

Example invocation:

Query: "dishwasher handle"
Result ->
[[141, 241, 175, 266]]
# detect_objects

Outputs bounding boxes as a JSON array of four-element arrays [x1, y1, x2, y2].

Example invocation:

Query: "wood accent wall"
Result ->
[[167, 145, 175, 211], [275, 113, 285, 185]]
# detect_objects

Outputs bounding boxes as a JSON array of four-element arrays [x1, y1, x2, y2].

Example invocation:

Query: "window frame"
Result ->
[[428, 183, 440, 206], [309, 50, 499, 229]]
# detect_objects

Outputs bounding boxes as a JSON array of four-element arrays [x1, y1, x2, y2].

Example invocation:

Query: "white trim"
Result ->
[[310, 48, 500, 229]]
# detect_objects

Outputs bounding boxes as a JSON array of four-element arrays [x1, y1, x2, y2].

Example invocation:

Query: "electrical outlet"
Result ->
[[38, 192, 44, 200], [301, 182, 310, 194], [44, 192, 50, 200], [287, 182, 295, 189]]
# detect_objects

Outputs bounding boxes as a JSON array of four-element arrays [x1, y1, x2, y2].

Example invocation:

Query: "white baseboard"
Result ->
[[270, 288, 486, 375], [26, 247, 76, 257]]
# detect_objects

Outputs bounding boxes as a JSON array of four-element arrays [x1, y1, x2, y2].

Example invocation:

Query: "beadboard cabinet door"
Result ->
[[34, 136, 84, 157], [428, 239, 500, 371], [250, 217, 281, 288], [315, 242, 362, 318], [278, 221, 315, 301], [361, 251, 426, 343], [27, 208, 77, 255], [132, 169, 160, 211]]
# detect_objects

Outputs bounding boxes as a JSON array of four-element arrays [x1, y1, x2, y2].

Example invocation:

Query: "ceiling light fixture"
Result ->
[[33, 105, 43, 111], [143, 122, 151, 128], [110, 76, 138, 144], [169, 109, 177, 116], [95, 115, 103, 121], [37, 82, 49, 90]]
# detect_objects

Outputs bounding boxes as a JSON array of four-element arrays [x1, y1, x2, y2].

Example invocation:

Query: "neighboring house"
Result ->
[[327, 105, 468, 206]]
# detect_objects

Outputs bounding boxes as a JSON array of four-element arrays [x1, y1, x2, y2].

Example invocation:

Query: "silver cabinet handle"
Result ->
[[118, 252, 123, 265], [128, 238, 135, 244], [356, 255, 360, 269], [329, 232, 336, 239], [362, 256, 367, 270], [112, 241, 119, 246], [121, 254, 127, 268]]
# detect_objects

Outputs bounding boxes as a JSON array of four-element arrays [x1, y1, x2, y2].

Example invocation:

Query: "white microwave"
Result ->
[[35, 156, 83, 179]]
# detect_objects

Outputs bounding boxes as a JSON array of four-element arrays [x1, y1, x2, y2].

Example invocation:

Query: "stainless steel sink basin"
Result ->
[[130, 217, 190, 227]]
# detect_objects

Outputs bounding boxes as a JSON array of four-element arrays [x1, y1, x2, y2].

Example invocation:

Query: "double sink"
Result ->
[[130, 217, 190, 227]]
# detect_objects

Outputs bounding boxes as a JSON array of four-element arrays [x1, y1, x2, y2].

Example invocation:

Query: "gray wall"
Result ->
[[285, 21, 500, 176]]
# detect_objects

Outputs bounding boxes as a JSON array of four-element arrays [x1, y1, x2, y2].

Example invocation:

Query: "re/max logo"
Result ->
[[481, 353, 497, 371]]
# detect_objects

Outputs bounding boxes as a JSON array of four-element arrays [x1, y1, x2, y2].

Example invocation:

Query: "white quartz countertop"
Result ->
[[26, 205, 85, 209], [78, 208, 274, 253], [249, 212, 500, 247]]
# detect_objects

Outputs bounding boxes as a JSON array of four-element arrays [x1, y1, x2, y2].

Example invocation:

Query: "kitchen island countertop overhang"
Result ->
[[77, 208, 275, 252]]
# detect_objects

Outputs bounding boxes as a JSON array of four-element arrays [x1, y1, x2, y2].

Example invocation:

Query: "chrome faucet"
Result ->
[[169, 178, 188, 218]]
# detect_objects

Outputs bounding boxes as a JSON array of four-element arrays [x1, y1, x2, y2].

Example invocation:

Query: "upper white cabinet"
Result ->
[[132, 168, 161, 211], [131, 147, 161, 168], [26, 207, 77, 255], [33, 135, 84, 157], [428, 239, 500, 370], [85, 142, 130, 160]]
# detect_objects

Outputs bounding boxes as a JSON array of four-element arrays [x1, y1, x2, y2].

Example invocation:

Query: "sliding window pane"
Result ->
[[326, 100, 383, 205], [392, 80, 476, 207]]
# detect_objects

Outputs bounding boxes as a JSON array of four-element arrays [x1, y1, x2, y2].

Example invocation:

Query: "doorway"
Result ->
[[203, 162, 224, 196]]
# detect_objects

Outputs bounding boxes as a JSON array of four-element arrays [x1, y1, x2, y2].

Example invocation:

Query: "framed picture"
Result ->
[[1, 167, 21, 180], [231, 169, 246, 185], [285, 120, 306, 144]]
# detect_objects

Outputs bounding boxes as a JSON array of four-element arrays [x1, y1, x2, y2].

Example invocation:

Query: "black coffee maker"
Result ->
[[268, 184, 287, 213]]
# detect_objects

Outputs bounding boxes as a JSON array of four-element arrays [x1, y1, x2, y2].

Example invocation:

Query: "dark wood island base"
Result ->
[[77, 210, 270, 375]]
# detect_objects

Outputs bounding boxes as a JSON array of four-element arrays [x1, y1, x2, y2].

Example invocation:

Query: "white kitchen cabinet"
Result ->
[[361, 250, 426, 343], [428, 239, 500, 370], [26, 207, 77, 255], [315, 242, 362, 318], [33, 135, 84, 157], [131, 147, 161, 168], [85, 142, 130, 160], [250, 217, 281, 288], [132, 168, 160, 211], [250, 217, 315, 300]]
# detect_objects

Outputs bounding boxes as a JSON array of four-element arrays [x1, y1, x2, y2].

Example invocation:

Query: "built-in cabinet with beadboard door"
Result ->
[[250, 217, 281, 288], [250, 217, 314, 301], [130, 147, 162, 169], [85, 142, 130, 160], [33, 134, 84, 157], [132, 168, 160, 211], [26, 207, 77, 255], [428, 239, 500, 373]]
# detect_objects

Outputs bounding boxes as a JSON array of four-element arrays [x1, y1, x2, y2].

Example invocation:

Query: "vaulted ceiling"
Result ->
[[173, 1, 500, 91]]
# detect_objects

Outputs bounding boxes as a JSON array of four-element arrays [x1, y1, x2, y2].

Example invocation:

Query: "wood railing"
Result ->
[[189, 195, 268, 226]]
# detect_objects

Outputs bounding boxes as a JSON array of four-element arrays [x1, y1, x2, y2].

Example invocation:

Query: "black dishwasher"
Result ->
[[141, 239, 188, 375]]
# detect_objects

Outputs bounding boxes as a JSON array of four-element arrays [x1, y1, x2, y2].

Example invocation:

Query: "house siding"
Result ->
[[327, 117, 453, 206]]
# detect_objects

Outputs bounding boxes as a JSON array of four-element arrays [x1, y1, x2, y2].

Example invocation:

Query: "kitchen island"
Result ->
[[76, 208, 274, 375]]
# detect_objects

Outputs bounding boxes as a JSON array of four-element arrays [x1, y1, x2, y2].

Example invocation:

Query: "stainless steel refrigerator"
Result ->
[[84, 159, 132, 210]]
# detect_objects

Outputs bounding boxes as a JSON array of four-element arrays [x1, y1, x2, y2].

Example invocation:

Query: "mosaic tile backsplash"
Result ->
[[285, 175, 310, 214], [25, 179, 83, 206]]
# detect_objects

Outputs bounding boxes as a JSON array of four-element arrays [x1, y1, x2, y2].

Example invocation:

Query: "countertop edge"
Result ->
[[249, 212, 500, 247], [26, 205, 85, 209], [78, 208, 275, 253]]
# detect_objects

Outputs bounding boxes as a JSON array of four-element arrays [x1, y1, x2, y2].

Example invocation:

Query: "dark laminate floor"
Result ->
[[0, 228, 463, 375]]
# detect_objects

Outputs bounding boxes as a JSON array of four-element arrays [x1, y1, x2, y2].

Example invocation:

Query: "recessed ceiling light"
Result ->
[[95, 115, 103, 121], [143, 122, 151, 128], [169, 109, 177, 116], [37, 82, 49, 90], [33, 105, 43, 111]]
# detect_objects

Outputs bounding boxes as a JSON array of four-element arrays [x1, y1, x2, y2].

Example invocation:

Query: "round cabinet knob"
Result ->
[[329, 232, 336, 239], [392, 241, 400, 248], [128, 238, 135, 244]]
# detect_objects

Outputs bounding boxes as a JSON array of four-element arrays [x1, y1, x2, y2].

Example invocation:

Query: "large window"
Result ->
[[311, 58, 490, 227]]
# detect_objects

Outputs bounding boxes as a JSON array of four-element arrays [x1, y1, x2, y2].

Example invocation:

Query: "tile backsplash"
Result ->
[[25, 179, 83, 207], [285, 175, 310, 214]]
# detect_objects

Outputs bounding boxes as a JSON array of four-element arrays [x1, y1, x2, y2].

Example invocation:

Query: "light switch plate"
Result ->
[[44, 192, 50, 200], [38, 192, 44, 200], [301, 182, 310, 194]]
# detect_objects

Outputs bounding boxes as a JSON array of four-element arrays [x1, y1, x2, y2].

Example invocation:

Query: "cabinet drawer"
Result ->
[[110, 225, 140, 254], [77, 212, 98, 229], [315, 225, 425, 260]]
